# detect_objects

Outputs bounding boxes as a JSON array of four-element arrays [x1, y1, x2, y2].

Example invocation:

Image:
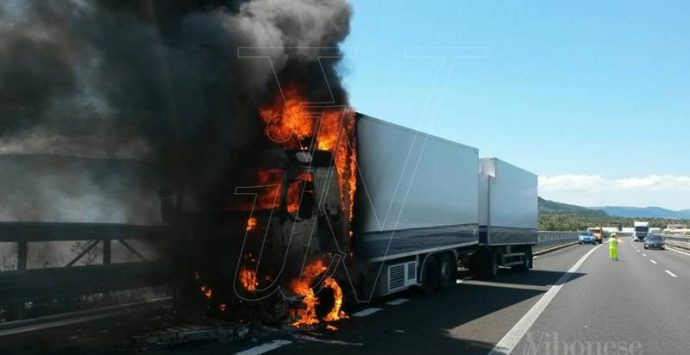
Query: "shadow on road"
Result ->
[[269, 269, 586, 355]]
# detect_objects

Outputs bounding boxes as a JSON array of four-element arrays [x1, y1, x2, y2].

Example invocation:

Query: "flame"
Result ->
[[259, 86, 357, 223], [290, 260, 327, 327], [259, 86, 356, 327], [255, 169, 284, 210], [289, 260, 348, 327], [322, 277, 348, 322], [246, 217, 257, 231], [240, 268, 259, 293], [200, 285, 213, 299], [316, 110, 357, 222], [287, 172, 315, 214], [260, 86, 314, 149]]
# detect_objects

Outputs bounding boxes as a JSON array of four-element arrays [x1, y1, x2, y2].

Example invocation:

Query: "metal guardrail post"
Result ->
[[8, 242, 28, 321], [103, 240, 111, 265], [0, 222, 172, 323]]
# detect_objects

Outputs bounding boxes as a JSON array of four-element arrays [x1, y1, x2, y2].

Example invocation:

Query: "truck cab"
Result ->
[[161, 149, 350, 314], [633, 221, 650, 242]]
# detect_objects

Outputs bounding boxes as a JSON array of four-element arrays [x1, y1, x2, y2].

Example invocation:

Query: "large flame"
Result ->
[[259, 86, 355, 328], [259, 85, 357, 222], [259, 86, 314, 149]]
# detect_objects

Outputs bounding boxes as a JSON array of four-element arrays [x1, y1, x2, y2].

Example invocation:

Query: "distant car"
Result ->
[[644, 235, 665, 250], [579, 232, 597, 245]]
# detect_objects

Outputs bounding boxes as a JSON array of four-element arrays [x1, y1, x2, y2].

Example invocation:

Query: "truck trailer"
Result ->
[[162, 113, 539, 321]]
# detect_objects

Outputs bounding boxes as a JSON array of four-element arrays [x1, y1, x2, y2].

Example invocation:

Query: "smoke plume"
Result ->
[[0, 0, 353, 222]]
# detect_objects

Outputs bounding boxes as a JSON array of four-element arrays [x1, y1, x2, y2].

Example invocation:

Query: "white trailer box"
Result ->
[[479, 158, 538, 245], [355, 114, 480, 261]]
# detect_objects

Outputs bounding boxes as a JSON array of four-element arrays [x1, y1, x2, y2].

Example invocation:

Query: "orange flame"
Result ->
[[287, 172, 314, 214], [322, 276, 348, 322], [260, 86, 314, 149], [255, 169, 284, 210], [289, 260, 348, 327], [259, 86, 355, 327], [259, 86, 357, 223], [246, 217, 257, 231], [290, 260, 327, 327], [239, 268, 259, 293], [200, 285, 213, 299]]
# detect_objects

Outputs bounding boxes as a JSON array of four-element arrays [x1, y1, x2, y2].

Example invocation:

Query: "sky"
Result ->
[[341, 0, 690, 210]]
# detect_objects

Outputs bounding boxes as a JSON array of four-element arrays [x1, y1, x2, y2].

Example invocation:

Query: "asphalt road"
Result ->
[[3, 238, 689, 355]]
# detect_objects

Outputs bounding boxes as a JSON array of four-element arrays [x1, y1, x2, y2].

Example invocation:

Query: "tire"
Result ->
[[421, 255, 439, 295], [480, 251, 499, 280], [438, 253, 458, 291]]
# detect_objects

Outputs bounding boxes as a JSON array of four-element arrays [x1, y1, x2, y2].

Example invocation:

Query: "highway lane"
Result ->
[[512, 237, 690, 355], [5, 240, 689, 355], [225, 245, 596, 355]]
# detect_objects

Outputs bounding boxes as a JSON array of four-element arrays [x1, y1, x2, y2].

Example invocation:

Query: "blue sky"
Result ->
[[342, 0, 690, 209]]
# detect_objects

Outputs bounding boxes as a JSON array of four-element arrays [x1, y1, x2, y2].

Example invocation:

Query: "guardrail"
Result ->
[[534, 231, 581, 254], [661, 234, 690, 251], [0, 222, 173, 322]]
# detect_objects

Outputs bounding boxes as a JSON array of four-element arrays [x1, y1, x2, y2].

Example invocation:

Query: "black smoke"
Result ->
[[0, 0, 353, 220]]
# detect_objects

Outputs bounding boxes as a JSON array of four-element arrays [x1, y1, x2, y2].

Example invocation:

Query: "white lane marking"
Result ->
[[642, 253, 647, 257], [460, 280, 550, 292], [650, 259, 657, 264], [386, 298, 409, 306], [636, 250, 640, 253], [667, 246, 690, 257], [236, 340, 292, 355], [456, 279, 464, 284], [294, 335, 363, 346], [665, 270, 678, 278], [488, 245, 601, 355], [352, 308, 382, 318]]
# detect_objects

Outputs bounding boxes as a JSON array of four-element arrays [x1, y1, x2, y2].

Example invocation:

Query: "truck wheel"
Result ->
[[483, 251, 499, 280], [438, 253, 457, 291], [421, 255, 439, 295]]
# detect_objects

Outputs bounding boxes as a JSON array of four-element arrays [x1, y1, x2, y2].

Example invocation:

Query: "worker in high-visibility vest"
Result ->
[[609, 232, 620, 261]]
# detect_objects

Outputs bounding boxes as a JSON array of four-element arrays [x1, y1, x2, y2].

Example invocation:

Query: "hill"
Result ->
[[538, 197, 690, 231], [538, 197, 609, 217], [595, 206, 690, 219]]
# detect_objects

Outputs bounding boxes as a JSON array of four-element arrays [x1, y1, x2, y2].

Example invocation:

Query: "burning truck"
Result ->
[[159, 88, 539, 327], [0, 0, 538, 331]]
